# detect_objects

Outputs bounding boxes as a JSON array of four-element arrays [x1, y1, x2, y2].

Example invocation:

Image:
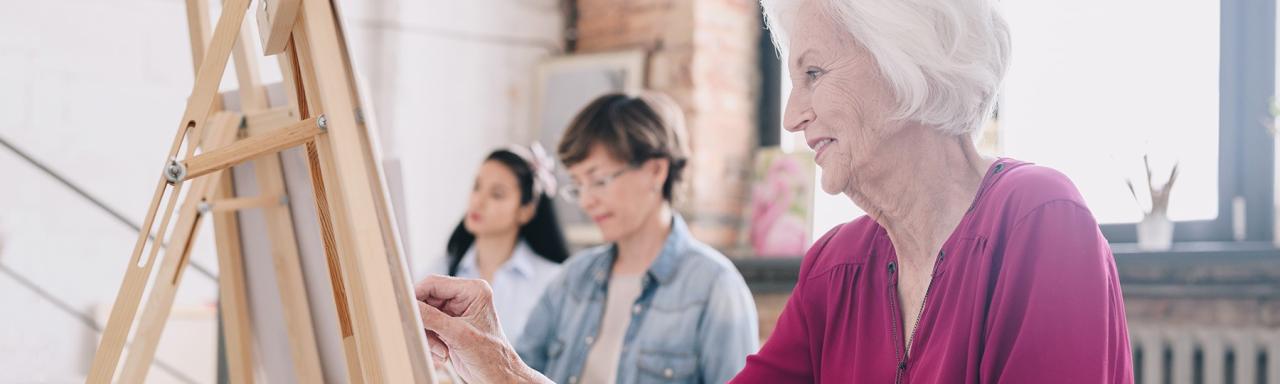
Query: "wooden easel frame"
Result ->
[[86, 0, 435, 382]]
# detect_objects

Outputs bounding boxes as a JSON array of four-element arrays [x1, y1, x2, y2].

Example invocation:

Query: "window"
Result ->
[[1000, 1, 1219, 225]]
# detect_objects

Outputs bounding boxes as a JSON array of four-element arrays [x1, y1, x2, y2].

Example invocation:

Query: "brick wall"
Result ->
[[576, 0, 761, 249]]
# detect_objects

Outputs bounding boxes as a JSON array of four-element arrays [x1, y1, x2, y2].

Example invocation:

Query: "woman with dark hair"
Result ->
[[440, 144, 570, 343]]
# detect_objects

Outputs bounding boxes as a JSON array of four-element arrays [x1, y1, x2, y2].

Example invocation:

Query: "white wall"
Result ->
[[338, 0, 564, 277], [0, 0, 561, 381]]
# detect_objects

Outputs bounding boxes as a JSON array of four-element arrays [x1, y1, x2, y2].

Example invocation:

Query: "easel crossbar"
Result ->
[[180, 115, 323, 181]]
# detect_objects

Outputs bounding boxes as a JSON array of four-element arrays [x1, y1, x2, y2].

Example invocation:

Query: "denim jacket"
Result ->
[[517, 215, 759, 384]]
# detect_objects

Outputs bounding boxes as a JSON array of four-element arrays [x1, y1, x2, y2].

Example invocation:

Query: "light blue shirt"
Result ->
[[453, 239, 563, 343], [517, 215, 760, 384]]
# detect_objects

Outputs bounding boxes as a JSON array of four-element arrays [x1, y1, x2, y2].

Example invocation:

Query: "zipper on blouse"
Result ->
[[888, 260, 905, 384], [893, 250, 944, 384]]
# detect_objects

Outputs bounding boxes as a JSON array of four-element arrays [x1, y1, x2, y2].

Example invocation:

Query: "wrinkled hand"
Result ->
[[414, 275, 549, 384]]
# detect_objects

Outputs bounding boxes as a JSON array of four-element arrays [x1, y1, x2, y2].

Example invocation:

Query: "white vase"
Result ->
[[1137, 213, 1174, 250]]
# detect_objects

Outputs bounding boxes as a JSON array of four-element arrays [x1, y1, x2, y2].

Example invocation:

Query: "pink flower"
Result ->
[[750, 156, 808, 257]]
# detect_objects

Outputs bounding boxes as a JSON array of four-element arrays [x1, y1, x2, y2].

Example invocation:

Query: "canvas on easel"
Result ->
[[85, 0, 436, 382]]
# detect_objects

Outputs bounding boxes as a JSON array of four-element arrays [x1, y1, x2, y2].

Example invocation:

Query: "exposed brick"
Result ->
[[577, 0, 759, 249]]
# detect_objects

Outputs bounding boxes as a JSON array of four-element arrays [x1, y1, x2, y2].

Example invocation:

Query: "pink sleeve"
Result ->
[[980, 200, 1133, 383], [729, 226, 843, 383], [729, 283, 814, 383]]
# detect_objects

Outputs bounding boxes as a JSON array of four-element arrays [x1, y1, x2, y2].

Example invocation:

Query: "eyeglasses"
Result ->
[[560, 166, 637, 202]]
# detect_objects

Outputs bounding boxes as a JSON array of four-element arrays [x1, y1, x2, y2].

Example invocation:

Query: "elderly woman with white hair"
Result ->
[[414, 0, 1134, 382]]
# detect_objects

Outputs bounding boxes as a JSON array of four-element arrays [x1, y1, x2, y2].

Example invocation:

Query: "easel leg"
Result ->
[[88, 1, 250, 380], [331, 14, 437, 381], [281, 25, 368, 383], [118, 112, 243, 383], [189, 1, 258, 381], [290, 0, 427, 381], [320, 4, 438, 377], [292, 13, 393, 381]]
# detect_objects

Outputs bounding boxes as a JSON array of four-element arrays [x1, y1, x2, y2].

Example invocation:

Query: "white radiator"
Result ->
[[1130, 325, 1280, 384]]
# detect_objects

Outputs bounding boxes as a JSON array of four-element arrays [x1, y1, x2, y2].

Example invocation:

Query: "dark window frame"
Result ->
[[1100, 0, 1275, 243]]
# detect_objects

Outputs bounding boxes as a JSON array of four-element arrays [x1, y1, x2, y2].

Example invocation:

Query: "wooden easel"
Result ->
[[86, 0, 436, 382]]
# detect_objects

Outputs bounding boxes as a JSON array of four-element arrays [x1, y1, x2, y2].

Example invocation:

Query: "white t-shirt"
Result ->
[[579, 274, 645, 384]]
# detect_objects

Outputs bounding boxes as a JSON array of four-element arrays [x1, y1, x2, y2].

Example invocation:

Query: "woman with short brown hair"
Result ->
[[512, 92, 759, 384]]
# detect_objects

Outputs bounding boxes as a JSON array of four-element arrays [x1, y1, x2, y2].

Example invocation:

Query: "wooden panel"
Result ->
[[256, 0, 302, 55]]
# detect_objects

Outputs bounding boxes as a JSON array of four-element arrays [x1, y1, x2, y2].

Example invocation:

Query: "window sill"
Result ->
[[1110, 241, 1280, 261]]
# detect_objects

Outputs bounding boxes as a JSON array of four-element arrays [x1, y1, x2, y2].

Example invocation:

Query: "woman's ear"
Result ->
[[517, 202, 537, 225], [647, 158, 670, 193]]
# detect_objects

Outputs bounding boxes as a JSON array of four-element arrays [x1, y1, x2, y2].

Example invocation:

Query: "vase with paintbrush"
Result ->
[[1127, 155, 1179, 250]]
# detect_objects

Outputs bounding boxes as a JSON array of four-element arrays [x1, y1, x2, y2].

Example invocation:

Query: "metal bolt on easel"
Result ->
[[164, 159, 187, 184]]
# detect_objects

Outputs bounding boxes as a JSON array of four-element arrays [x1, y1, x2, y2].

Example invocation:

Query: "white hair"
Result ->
[[762, 0, 1012, 135]]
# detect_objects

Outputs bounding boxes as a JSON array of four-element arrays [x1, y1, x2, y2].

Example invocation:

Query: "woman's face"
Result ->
[[464, 160, 532, 238], [782, 1, 904, 196], [566, 144, 668, 242]]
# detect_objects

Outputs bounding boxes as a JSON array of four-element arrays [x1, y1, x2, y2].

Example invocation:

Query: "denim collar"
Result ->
[[585, 214, 692, 291]]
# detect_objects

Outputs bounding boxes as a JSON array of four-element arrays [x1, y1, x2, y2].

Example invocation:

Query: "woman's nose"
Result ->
[[578, 192, 599, 211], [783, 91, 814, 132]]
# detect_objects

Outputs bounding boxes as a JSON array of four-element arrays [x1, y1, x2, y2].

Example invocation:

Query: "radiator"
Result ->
[[1130, 325, 1280, 384]]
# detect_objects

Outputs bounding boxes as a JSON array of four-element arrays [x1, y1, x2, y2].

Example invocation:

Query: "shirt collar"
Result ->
[[588, 214, 692, 288], [507, 239, 537, 278], [457, 238, 537, 279]]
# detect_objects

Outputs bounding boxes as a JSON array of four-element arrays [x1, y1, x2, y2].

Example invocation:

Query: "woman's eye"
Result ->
[[805, 67, 823, 82]]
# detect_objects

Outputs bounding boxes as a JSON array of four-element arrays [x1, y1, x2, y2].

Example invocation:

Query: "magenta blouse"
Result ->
[[731, 159, 1133, 383]]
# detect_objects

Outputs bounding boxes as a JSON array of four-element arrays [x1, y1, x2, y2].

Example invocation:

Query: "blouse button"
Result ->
[[994, 163, 1006, 173], [664, 368, 674, 378], [585, 336, 594, 345], [887, 261, 896, 274], [632, 304, 643, 315]]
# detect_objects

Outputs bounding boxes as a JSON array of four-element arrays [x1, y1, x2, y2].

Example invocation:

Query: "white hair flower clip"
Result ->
[[527, 142, 558, 199], [507, 142, 558, 199]]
